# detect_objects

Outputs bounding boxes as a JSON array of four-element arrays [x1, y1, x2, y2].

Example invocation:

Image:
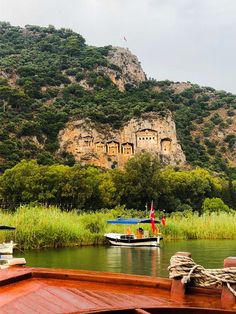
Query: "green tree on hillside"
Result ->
[[120, 153, 161, 209]]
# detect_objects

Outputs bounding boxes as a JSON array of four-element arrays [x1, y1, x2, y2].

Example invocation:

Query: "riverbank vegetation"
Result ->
[[1, 153, 236, 214], [0, 205, 235, 249], [0, 153, 235, 250], [162, 211, 236, 240], [0, 205, 127, 249]]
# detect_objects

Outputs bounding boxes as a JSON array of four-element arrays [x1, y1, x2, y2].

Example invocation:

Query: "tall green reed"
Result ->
[[0, 205, 234, 249]]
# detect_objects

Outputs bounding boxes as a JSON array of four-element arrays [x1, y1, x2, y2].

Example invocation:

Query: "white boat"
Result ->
[[0, 241, 16, 254], [105, 218, 163, 247], [0, 225, 16, 254], [104, 232, 162, 247]]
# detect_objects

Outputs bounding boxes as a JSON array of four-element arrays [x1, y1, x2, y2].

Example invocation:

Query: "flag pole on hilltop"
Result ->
[[123, 36, 128, 50]]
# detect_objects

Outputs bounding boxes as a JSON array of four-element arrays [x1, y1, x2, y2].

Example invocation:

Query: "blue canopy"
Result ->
[[107, 218, 160, 225]]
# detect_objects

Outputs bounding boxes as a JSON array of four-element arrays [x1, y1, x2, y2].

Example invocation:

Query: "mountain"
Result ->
[[0, 22, 236, 176]]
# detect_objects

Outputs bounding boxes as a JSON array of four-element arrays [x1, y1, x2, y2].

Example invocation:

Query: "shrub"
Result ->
[[202, 198, 231, 214], [210, 113, 223, 125], [227, 110, 235, 117]]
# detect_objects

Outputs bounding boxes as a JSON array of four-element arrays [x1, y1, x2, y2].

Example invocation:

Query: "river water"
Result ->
[[15, 240, 235, 277]]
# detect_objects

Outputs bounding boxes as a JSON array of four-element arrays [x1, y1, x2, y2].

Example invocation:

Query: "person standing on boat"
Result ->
[[137, 227, 144, 238]]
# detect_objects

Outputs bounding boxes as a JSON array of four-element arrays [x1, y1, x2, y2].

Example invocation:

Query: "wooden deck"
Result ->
[[0, 265, 234, 313]]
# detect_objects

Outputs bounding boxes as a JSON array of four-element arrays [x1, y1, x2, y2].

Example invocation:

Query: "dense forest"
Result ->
[[1, 22, 236, 212], [0, 154, 235, 214]]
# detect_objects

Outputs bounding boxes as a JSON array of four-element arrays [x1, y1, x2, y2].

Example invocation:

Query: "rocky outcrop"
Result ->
[[58, 111, 186, 169], [0, 69, 19, 88], [98, 47, 147, 91]]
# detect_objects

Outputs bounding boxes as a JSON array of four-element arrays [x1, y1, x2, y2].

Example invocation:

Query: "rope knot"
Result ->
[[168, 255, 236, 297]]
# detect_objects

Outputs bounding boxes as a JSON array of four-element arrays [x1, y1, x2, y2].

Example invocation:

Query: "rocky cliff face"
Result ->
[[98, 47, 147, 91], [58, 111, 186, 169]]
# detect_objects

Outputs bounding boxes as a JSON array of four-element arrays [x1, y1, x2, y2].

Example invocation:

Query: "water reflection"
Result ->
[[106, 246, 161, 276], [15, 240, 236, 277]]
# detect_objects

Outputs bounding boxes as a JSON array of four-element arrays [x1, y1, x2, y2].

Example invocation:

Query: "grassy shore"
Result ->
[[0, 205, 235, 249], [161, 212, 236, 240]]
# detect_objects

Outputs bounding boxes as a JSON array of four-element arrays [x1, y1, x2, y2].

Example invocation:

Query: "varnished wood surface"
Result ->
[[0, 267, 234, 313]]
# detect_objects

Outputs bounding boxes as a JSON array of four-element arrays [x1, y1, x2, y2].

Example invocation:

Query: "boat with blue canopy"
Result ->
[[106, 218, 161, 224], [104, 217, 163, 247]]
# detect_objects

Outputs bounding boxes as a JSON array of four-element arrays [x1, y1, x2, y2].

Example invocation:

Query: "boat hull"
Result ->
[[105, 233, 162, 247]]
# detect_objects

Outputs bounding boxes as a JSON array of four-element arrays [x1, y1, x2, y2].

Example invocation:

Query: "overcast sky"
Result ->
[[1, 0, 236, 93]]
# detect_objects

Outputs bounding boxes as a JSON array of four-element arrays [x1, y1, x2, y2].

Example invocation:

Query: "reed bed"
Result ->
[[163, 212, 236, 240], [0, 205, 234, 249], [0, 205, 114, 249]]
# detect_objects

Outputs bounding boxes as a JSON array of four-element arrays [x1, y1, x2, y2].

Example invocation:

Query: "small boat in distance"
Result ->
[[105, 218, 163, 247], [0, 225, 16, 254], [0, 240, 16, 254]]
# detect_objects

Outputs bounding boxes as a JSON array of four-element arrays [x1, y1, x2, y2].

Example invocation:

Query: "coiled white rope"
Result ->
[[168, 255, 236, 297]]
